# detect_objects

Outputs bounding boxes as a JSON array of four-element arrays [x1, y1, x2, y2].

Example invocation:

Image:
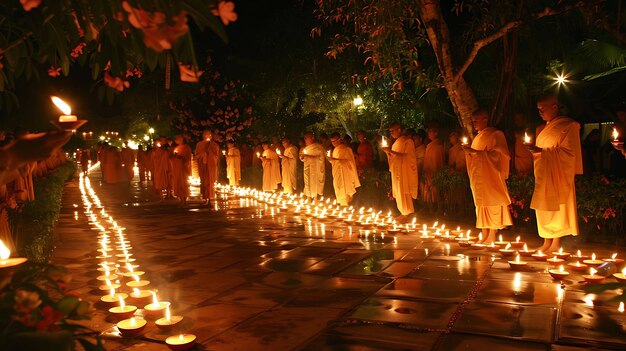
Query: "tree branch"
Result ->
[[452, 0, 606, 84]]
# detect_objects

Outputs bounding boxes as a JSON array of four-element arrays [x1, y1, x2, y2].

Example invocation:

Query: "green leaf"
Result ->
[[56, 296, 80, 315]]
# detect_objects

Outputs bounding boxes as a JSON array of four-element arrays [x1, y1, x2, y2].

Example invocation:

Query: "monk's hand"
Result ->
[[524, 144, 542, 153], [611, 141, 624, 151], [461, 145, 473, 153], [381, 147, 391, 154], [4, 131, 71, 168]]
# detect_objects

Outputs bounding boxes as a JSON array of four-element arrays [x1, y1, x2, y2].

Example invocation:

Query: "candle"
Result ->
[[51, 96, 77, 122], [583, 253, 603, 267], [604, 253, 624, 269], [508, 254, 528, 269], [326, 150, 331, 158], [222, 150, 226, 155], [144, 291, 170, 318], [531, 250, 548, 261], [109, 295, 137, 320], [166, 334, 197, 351], [499, 243, 515, 256], [619, 302, 625, 313], [128, 288, 152, 305], [573, 250, 589, 261], [519, 244, 536, 257], [0, 239, 27, 269], [117, 317, 147, 336], [548, 265, 570, 280], [510, 236, 525, 249], [613, 126, 619, 141], [486, 241, 501, 252], [567, 260, 588, 272], [101, 287, 128, 306], [155, 305, 184, 330], [552, 247, 570, 260], [276, 149, 281, 156], [613, 267, 626, 282], [547, 255, 565, 266], [256, 152, 261, 158], [381, 136, 388, 148], [583, 267, 605, 284], [494, 234, 508, 246], [126, 274, 150, 288], [461, 136, 468, 145], [524, 132, 531, 144]]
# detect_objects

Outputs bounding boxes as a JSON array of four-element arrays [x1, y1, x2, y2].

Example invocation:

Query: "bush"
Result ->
[[352, 168, 394, 210], [506, 173, 536, 228], [9, 162, 77, 262]]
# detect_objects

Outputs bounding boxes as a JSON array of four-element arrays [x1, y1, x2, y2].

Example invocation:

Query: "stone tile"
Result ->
[[349, 297, 458, 330], [303, 324, 441, 350], [435, 333, 548, 351], [475, 277, 561, 306], [375, 278, 475, 302]]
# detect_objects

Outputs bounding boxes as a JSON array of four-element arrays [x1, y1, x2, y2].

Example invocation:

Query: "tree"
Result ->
[[313, 0, 611, 135]]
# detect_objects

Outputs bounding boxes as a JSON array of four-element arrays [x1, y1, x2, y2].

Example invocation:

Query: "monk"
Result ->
[[80, 149, 90, 174], [300, 132, 325, 199], [448, 131, 466, 172], [152, 138, 171, 199], [103, 145, 120, 184], [169, 135, 192, 206], [464, 109, 513, 243], [205, 133, 221, 202], [261, 141, 281, 191], [413, 129, 427, 173], [327, 133, 360, 206], [527, 92, 583, 252], [279, 138, 298, 194], [356, 130, 374, 171], [225, 140, 241, 186], [382, 122, 418, 220], [422, 126, 445, 211], [121, 144, 135, 181], [194, 131, 211, 200], [137, 145, 147, 182], [270, 135, 284, 156]]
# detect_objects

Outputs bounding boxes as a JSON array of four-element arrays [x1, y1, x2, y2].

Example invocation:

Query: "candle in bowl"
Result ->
[[499, 243, 516, 257], [442, 231, 457, 242], [604, 253, 625, 270], [572, 250, 589, 262], [126, 274, 150, 288], [128, 288, 153, 306], [518, 244, 536, 257], [549, 265, 570, 280], [583, 268, 605, 284], [510, 236, 525, 249], [508, 254, 528, 270], [552, 247, 571, 260], [155, 305, 184, 331], [166, 334, 197, 351], [0, 239, 28, 270], [523, 132, 532, 145], [494, 234, 508, 247], [50, 96, 87, 131], [547, 255, 565, 266], [98, 278, 121, 291], [583, 253, 604, 267], [144, 291, 170, 319], [531, 250, 548, 261], [486, 242, 501, 252], [613, 268, 626, 282], [101, 288, 128, 306], [117, 317, 147, 336], [109, 296, 137, 320], [567, 260, 588, 272]]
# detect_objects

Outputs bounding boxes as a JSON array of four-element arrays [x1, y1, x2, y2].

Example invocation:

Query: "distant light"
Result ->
[[555, 74, 566, 85], [148, 128, 155, 134], [99, 136, 105, 141], [353, 96, 363, 106], [552, 71, 570, 87], [143, 135, 150, 141]]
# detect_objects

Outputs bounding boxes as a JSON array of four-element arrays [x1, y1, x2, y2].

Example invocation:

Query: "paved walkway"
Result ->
[[52, 172, 626, 351]]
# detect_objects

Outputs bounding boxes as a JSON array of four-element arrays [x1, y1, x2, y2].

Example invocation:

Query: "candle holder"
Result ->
[[50, 119, 88, 132], [531, 251, 548, 261], [128, 289, 153, 306], [547, 256, 565, 266], [551, 248, 571, 260], [155, 306, 184, 331], [486, 243, 501, 252], [583, 274, 605, 284], [548, 266, 570, 280], [583, 255, 603, 267], [508, 255, 528, 270], [109, 304, 137, 320], [166, 334, 197, 351], [567, 261, 588, 272], [613, 270, 626, 282], [117, 317, 147, 336], [100, 292, 128, 307]]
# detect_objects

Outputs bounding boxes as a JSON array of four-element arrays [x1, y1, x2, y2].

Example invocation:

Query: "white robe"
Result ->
[[281, 145, 298, 194], [388, 136, 418, 215], [329, 144, 361, 206], [262, 149, 281, 191], [226, 147, 241, 186], [300, 143, 325, 197]]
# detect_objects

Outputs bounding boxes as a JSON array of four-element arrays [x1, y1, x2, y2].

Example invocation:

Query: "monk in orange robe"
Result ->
[[448, 132, 466, 172], [170, 135, 192, 207], [527, 92, 583, 252], [204, 133, 221, 202], [194, 131, 211, 201], [382, 122, 418, 220], [464, 109, 513, 243], [356, 130, 374, 171], [104, 146, 120, 184], [152, 138, 171, 199], [422, 127, 445, 210]]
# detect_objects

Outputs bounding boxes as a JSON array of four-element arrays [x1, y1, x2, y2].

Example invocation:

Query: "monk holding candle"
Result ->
[[356, 130, 374, 171], [527, 92, 583, 252], [261, 141, 281, 192], [225, 140, 241, 186], [464, 109, 513, 243], [121, 143, 135, 181], [197, 131, 221, 204], [194, 131, 211, 200], [422, 126, 445, 213], [327, 133, 360, 206], [152, 138, 171, 200], [382, 122, 418, 221], [280, 138, 298, 194], [170, 135, 192, 207], [300, 132, 325, 199]]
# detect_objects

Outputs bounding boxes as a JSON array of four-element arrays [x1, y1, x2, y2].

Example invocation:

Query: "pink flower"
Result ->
[[122, 2, 188, 52], [104, 72, 130, 92], [212, 2, 238, 25], [70, 42, 86, 59], [48, 66, 61, 77], [20, 0, 41, 11], [178, 63, 203, 82]]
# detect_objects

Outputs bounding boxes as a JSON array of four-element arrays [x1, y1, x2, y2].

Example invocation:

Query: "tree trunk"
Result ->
[[418, 0, 478, 137]]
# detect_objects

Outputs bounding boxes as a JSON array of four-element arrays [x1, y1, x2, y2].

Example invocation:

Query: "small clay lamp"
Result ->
[[567, 260, 588, 272], [126, 273, 150, 288], [510, 236, 525, 249], [613, 267, 626, 283], [470, 233, 486, 249], [494, 234, 508, 247], [155, 305, 184, 331], [117, 317, 146, 336], [442, 231, 457, 242], [0, 240, 27, 271], [144, 291, 170, 318], [552, 247, 571, 260], [451, 226, 463, 237], [387, 222, 402, 235], [499, 243, 515, 257], [583, 267, 605, 284], [547, 255, 565, 266], [572, 250, 589, 262], [508, 254, 528, 270], [531, 250, 548, 261], [604, 253, 624, 270], [166, 334, 197, 351], [128, 288, 153, 306], [549, 265, 570, 280], [518, 244, 536, 257], [583, 253, 603, 267], [109, 295, 137, 320], [486, 242, 501, 252], [101, 287, 128, 307]]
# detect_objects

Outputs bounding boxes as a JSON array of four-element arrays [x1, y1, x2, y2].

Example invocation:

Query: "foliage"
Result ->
[[506, 173, 536, 227], [352, 168, 394, 211], [170, 66, 255, 144], [0, 262, 103, 351], [0, 0, 233, 109], [575, 175, 626, 242], [9, 162, 76, 262]]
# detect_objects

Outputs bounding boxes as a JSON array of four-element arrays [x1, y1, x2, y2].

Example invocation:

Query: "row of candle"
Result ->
[[79, 173, 196, 350]]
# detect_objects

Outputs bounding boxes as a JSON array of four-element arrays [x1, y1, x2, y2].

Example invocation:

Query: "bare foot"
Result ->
[[535, 239, 552, 253]]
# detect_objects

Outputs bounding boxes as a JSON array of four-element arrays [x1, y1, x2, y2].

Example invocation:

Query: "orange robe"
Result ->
[[104, 149, 120, 184], [466, 127, 512, 229], [330, 144, 361, 206], [356, 141, 374, 170], [152, 147, 170, 191], [448, 143, 467, 172], [205, 141, 221, 199], [194, 140, 209, 195], [300, 143, 325, 198], [531, 117, 583, 238], [388, 136, 418, 215], [226, 147, 241, 186], [170, 144, 192, 199], [422, 139, 445, 202], [121, 147, 135, 181], [514, 133, 533, 175], [261, 149, 281, 191]]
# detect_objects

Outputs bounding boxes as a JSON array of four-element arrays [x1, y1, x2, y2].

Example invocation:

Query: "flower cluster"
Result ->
[[104, 71, 130, 92], [122, 1, 188, 52], [69, 42, 87, 59]]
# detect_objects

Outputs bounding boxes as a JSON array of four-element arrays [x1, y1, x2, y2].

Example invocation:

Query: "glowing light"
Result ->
[[353, 96, 363, 106], [51, 96, 72, 115]]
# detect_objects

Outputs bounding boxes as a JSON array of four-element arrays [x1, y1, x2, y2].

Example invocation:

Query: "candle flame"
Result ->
[[130, 317, 136, 327], [165, 305, 171, 321], [559, 247, 563, 254], [381, 136, 388, 147], [515, 254, 520, 263], [613, 127, 619, 141], [51, 96, 72, 115], [524, 132, 531, 143], [592, 253, 596, 261], [109, 288, 115, 297], [119, 295, 125, 308], [590, 268, 597, 276], [505, 243, 511, 250], [515, 236, 520, 243], [559, 265, 565, 273], [0, 239, 10, 260], [612, 253, 617, 259], [133, 288, 140, 295], [577, 250, 582, 257], [179, 334, 184, 341], [462, 136, 468, 145], [151, 291, 159, 305], [523, 244, 528, 251], [478, 232, 483, 241], [619, 302, 625, 313], [498, 235, 503, 242]]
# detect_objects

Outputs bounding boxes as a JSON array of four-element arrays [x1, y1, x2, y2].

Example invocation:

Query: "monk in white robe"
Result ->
[[170, 135, 192, 206], [300, 132, 325, 199], [279, 138, 298, 194], [528, 93, 583, 252], [261, 142, 281, 191], [464, 110, 513, 243], [225, 141, 241, 186], [195, 131, 211, 200], [152, 139, 171, 198], [383, 123, 418, 219], [327, 133, 360, 206], [121, 145, 135, 181]]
